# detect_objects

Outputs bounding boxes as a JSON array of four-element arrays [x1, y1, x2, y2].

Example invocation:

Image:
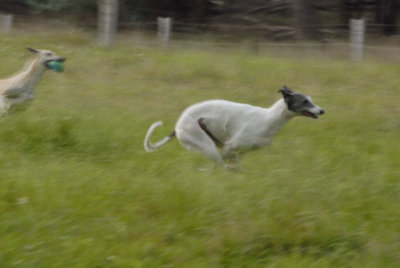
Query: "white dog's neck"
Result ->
[[269, 98, 295, 118], [263, 98, 296, 136]]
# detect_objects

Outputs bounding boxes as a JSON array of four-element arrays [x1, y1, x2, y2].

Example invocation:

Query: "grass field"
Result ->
[[0, 31, 400, 267]]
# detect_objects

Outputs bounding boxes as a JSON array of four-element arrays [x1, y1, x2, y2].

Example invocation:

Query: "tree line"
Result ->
[[0, 0, 398, 38]]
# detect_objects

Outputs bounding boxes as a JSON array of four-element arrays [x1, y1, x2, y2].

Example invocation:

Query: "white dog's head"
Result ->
[[278, 85, 325, 119]]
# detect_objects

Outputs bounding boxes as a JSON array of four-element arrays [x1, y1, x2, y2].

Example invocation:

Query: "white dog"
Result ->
[[144, 86, 324, 168], [0, 47, 65, 115]]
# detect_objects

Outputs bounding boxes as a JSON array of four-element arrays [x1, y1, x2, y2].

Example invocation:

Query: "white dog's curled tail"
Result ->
[[144, 121, 175, 152]]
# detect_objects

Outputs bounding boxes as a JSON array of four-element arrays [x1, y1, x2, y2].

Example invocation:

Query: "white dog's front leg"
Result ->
[[221, 142, 241, 169], [221, 143, 235, 159]]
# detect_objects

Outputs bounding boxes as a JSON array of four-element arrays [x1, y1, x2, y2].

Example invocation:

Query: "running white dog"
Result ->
[[144, 86, 324, 168], [0, 47, 66, 115]]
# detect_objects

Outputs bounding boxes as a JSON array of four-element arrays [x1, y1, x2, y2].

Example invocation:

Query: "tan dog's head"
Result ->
[[26, 47, 66, 71]]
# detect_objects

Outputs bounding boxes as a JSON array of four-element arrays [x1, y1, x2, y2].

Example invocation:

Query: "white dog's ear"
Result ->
[[278, 85, 294, 102], [26, 47, 40, 54], [278, 85, 293, 95]]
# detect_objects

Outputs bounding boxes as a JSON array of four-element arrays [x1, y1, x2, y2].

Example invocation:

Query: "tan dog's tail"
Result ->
[[144, 121, 175, 152]]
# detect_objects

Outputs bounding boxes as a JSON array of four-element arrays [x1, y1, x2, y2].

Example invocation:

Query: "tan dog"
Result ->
[[0, 47, 66, 115]]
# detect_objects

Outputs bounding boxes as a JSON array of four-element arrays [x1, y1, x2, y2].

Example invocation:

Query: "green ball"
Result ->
[[47, 60, 64, 72]]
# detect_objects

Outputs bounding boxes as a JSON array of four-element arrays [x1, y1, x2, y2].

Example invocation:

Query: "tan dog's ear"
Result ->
[[26, 47, 40, 54]]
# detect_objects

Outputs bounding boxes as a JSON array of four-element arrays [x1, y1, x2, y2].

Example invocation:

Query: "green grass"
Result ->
[[0, 31, 400, 267]]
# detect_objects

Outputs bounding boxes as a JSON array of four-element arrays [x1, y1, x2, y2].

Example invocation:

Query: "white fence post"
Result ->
[[98, 0, 119, 46], [157, 17, 172, 46], [0, 14, 13, 33], [350, 19, 365, 62]]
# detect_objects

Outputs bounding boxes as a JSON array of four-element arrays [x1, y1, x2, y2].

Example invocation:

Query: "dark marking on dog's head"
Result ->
[[278, 85, 325, 119]]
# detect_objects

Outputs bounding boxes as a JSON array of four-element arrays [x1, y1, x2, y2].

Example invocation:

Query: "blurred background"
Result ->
[[1, 0, 400, 61]]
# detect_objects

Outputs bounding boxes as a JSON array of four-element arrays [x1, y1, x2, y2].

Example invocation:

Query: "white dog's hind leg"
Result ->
[[176, 124, 224, 166]]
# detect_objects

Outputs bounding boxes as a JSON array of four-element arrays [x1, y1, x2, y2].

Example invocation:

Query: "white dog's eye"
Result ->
[[46, 52, 52, 56]]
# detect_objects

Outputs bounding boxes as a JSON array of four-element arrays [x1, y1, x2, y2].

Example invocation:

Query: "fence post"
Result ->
[[0, 14, 13, 33], [350, 19, 365, 62], [157, 17, 172, 46], [98, 0, 119, 46]]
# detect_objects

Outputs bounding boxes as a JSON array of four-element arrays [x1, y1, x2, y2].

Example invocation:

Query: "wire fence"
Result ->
[[3, 14, 400, 63]]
